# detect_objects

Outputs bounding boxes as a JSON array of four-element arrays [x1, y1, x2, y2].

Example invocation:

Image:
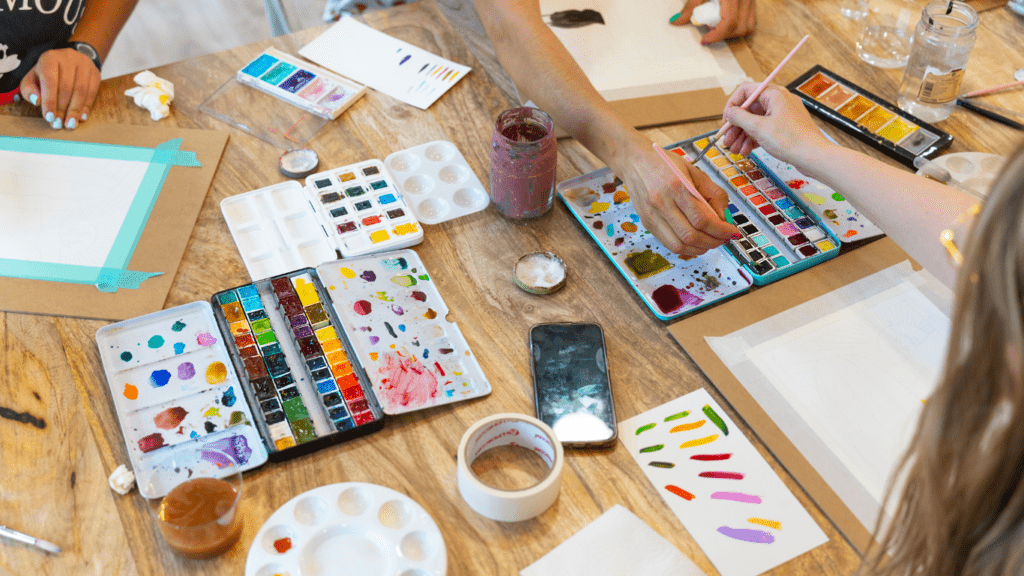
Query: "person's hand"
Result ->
[[672, 0, 756, 44], [718, 83, 831, 166], [20, 47, 100, 130], [615, 138, 739, 256]]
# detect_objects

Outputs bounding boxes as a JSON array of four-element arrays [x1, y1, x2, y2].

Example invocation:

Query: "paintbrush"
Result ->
[[956, 97, 1024, 131], [962, 78, 1024, 98], [0, 524, 62, 554], [690, 34, 810, 165]]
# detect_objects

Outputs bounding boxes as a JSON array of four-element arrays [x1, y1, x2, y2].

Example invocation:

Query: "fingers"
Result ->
[[24, 49, 100, 129], [681, 162, 739, 239], [674, 0, 704, 25], [18, 69, 41, 107], [700, 0, 756, 43], [64, 66, 99, 130]]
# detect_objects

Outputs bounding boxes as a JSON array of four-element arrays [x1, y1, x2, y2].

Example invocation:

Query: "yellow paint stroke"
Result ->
[[679, 434, 719, 449], [802, 192, 827, 205], [394, 223, 418, 235], [294, 277, 320, 306], [206, 362, 227, 385], [588, 202, 611, 214], [748, 517, 782, 530], [340, 267, 356, 279], [670, 419, 706, 433], [123, 384, 138, 400], [204, 407, 221, 417]]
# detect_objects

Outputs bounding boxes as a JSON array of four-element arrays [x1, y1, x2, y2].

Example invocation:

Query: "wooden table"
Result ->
[[1, 2, 1022, 576]]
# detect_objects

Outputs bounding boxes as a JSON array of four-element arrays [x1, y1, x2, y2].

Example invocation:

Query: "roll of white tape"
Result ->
[[457, 413, 564, 522]]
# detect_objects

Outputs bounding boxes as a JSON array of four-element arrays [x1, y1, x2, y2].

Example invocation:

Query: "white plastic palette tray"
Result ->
[[95, 302, 269, 498], [222, 159, 424, 280], [246, 482, 446, 576], [316, 250, 491, 414], [383, 140, 489, 225]]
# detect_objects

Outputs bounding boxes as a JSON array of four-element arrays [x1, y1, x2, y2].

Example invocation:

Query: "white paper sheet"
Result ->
[[539, 0, 751, 101], [299, 17, 471, 110], [0, 149, 150, 268], [618, 388, 828, 576]]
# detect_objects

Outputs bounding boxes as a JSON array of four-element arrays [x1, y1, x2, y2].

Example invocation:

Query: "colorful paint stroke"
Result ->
[[235, 47, 366, 120], [617, 388, 828, 576], [316, 249, 491, 415]]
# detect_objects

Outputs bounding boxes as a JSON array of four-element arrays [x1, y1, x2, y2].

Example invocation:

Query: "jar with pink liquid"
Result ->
[[489, 107, 557, 219]]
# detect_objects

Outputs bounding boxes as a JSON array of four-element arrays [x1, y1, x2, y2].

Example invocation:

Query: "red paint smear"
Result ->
[[699, 471, 744, 479], [843, 229, 858, 238], [353, 300, 372, 315], [665, 485, 695, 500], [380, 352, 439, 408], [434, 362, 445, 376], [411, 291, 427, 302], [154, 406, 188, 430], [691, 453, 732, 460], [273, 537, 292, 553], [786, 179, 808, 190]]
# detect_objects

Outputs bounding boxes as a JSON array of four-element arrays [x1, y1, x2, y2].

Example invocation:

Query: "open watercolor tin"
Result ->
[[97, 251, 490, 487], [787, 65, 953, 168], [237, 48, 366, 121], [556, 132, 842, 320], [245, 482, 446, 576]]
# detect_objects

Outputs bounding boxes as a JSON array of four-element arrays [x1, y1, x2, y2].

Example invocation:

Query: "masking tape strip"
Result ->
[[457, 413, 564, 522], [0, 137, 199, 291]]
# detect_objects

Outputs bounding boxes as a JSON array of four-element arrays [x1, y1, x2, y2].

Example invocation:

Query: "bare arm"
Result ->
[[475, 0, 739, 255], [20, 0, 140, 129], [721, 83, 974, 288]]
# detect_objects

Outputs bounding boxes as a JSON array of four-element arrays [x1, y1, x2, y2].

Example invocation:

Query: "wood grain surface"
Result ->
[[1, 1, 1022, 576]]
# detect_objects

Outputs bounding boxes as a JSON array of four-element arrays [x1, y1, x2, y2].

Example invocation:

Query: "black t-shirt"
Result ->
[[0, 0, 86, 93]]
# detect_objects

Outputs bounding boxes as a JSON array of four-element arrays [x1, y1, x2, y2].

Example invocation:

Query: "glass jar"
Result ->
[[489, 107, 557, 219], [855, 0, 919, 68], [897, 0, 978, 122]]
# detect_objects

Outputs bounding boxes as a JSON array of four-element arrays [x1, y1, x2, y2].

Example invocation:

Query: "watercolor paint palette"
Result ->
[[237, 47, 366, 120], [96, 302, 270, 497], [245, 482, 446, 576], [222, 159, 424, 280], [383, 140, 489, 224], [317, 250, 491, 414], [556, 136, 840, 319], [788, 65, 953, 167]]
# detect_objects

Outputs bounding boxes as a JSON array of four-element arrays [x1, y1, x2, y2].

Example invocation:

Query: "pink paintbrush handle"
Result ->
[[963, 79, 1024, 98]]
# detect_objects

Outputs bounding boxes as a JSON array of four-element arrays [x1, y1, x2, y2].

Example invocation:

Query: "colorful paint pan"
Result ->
[[787, 65, 953, 167], [236, 47, 366, 120]]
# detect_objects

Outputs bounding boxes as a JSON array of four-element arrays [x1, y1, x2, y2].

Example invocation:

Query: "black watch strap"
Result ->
[[62, 41, 102, 72]]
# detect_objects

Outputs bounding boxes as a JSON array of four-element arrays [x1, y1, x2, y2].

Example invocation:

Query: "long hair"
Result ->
[[866, 143, 1024, 576]]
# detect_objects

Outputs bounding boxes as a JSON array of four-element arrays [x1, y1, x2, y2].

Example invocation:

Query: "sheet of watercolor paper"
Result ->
[[299, 17, 471, 110], [619, 388, 828, 576], [0, 149, 149, 267], [705, 261, 952, 533], [539, 0, 750, 101]]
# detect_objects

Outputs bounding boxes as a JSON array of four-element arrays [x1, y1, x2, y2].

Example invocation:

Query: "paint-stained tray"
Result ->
[[96, 302, 269, 498], [316, 250, 491, 414]]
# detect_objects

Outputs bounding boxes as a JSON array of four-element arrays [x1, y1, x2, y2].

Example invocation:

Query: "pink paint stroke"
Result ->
[[379, 352, 439, 408], [710, 491, 762, 504]]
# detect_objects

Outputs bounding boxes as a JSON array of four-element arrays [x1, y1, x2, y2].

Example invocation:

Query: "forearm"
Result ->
[[476, 0, 644, 173], [797, 144, 974, 288], [69, 0, 140, 61]]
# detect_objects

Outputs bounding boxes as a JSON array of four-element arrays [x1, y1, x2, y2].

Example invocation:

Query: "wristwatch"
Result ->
[[64, 41, 102, 72]]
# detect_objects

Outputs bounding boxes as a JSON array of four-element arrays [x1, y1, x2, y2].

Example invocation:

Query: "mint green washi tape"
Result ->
[[0, 136, 200, 291]]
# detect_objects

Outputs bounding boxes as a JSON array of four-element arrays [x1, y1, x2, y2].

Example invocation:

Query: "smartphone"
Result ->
[[529, 322, 617, 447]]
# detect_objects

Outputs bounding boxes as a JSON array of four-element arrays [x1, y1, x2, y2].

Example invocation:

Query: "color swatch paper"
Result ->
[[299, 16, 471, 110], [618, 388, 828, 576]]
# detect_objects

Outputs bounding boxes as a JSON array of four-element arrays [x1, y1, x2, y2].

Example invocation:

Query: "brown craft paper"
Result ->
[[668, 237, 917, 555], [0, 116, 228, 321]]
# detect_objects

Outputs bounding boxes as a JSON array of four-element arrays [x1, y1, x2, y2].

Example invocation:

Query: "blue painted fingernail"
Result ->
[[669, 12, 682, 23], [81, 112, 88, 121], [45, 111, 54, 123], [66, 118, 77, 130], [13, 94, 20, 102], [29, 94, 38, 106], [52, 118, 62, 129]]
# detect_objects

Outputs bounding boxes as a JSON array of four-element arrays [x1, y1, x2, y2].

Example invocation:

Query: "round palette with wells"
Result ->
[[385, 140, 489, 225], [916, 152, 1005, 197], [246, 482, 446, 576]]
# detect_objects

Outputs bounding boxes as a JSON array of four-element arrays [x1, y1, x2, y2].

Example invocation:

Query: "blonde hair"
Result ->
[[866, 142, 1024, 576]]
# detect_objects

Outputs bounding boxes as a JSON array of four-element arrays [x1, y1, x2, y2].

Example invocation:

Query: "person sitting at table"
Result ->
[[475, 0, 755, 257], [721, 81, 1024, 575], [0, 0, 140, 130]]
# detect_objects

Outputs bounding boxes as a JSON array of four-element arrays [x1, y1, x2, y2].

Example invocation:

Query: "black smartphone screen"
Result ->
[[530, 323, 616, 445]]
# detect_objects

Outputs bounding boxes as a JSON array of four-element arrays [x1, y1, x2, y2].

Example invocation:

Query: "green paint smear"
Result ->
[[703, 404, 729, 435], [639, 444, 664, 453], [120, 351, 132, 362], [648, 461, 675, 468], [832, 192, 845, 201], [418, 274, 429, 281], [635, 423, 656, 435], [171, 320, 186, 332], [664, 411, 690, 422], [147, 335, 165, 349]]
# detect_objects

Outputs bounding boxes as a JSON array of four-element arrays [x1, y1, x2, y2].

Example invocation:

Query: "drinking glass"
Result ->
[[856, 0, 919, 68]]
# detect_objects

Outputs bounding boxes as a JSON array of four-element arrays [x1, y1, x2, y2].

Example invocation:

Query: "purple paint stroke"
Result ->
[[711, 491, 762, 504], [177, 362, 196, 380], [717, 526, 775, 544]]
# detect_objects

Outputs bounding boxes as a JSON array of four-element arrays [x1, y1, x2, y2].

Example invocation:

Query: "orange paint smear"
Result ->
[[665, 485, 695, 500], [123, 383, 138, 400], [670, 419, 706, 433]]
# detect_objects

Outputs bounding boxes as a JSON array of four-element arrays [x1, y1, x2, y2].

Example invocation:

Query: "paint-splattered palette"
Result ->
[[749, 149, 882, 243], [557, 167, 752, 320], [245, 482, 446, 576], [96, 302, 269, 497], [316, 250, 491, 414], [211, 272, 385, 459], [237, 47, 366, 120], [222, 159, 423, 280], [618, 388, 829, 576]]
